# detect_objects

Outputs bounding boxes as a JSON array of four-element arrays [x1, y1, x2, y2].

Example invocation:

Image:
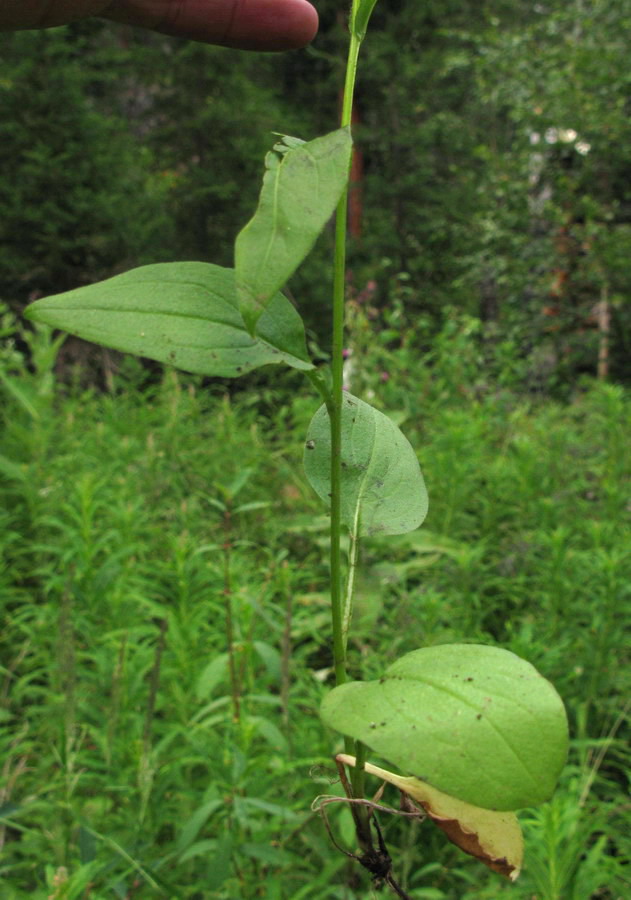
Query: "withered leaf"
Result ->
[[338, 754, 523, 881]]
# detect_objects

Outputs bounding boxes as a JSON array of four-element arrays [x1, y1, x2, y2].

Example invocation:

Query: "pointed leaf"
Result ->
[[25, 263, 313, 377], [352, 0, 380, 39], [195, 654, 229, 701], [303, 393, 428, 537], [338, 754, 523, 881], [0, 370, 40, 419], [0, 453, 27, 482], [235, 128, 352, 333], [321, 644, 568, 810]]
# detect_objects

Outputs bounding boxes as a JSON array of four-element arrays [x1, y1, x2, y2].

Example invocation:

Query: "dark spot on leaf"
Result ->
[[476, 713, 482, 720], [465, 677, 474, 682], [305, 439, 316, 450]]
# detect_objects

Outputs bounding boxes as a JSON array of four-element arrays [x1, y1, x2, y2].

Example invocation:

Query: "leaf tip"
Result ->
[[23, 301, 39, 322]]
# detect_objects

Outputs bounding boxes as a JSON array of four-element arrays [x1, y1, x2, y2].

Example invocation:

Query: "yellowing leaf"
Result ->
[[338, 754, 523, 881]]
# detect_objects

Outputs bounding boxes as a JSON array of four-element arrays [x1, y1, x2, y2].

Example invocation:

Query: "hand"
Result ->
[[0, 0, 319, 51]]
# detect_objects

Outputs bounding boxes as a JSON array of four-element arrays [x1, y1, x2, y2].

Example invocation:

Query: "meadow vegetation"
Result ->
[[1, 1, 630, 896], [1, 306, 629, 899]]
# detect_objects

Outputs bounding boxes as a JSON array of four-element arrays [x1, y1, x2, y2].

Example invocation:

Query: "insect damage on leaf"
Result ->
[[235, 127, 352, 334], [271, 134, 306, 155]]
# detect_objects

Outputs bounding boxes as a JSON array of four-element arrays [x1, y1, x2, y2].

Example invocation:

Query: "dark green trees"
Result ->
[[0, 25, 171, 307]]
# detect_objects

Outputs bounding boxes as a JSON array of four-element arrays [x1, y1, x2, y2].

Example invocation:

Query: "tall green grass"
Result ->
[[1, 310, 629, 898]]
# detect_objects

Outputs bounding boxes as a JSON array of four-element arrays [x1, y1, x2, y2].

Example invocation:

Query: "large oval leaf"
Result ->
[[25, 262, 313, 377], [303, 393, 428, 537], [235, 128, 352, 334], [338, 754, 523, 881], [321, 644, 568, 810]]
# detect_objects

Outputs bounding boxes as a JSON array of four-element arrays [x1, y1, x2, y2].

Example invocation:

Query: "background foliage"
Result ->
[[1, 0, 630, 384], [1, 0, 630, 897], [1, 309, 629, 898]]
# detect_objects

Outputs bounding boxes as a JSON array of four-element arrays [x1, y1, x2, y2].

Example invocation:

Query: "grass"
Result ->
[[1, 309, 629, 898]]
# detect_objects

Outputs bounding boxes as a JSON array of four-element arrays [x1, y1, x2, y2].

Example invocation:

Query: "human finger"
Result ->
[[103, 0, 319, 51]]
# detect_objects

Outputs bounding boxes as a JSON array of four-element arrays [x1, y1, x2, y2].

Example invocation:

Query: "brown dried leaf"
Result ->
[[338, 754, 523, 881]]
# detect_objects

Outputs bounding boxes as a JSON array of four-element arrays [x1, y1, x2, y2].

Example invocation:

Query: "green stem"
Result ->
[[350, 740, 367, 802], [222, 503, 241, 724], [306, 368, 333, 411], [342, 524, 361, 652], [330, 14, 362, 691]]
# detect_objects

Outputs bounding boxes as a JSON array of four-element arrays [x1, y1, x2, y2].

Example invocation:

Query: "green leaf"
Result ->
[[352, 0, 380, 40], [25, 263, 313, 377], [0, 453, 26, 482], [0, 370, 40, 419], [235, 128, 352, 334], [241, 842, 300, 866], [321, 644, 568, 811], [253, 641, 282, 681], [176, 800, 223, 854], [207, 836, 233, 889], [303, 393, 428, 537], [195, 653, 229, 701], [179, 839, 217, 864], [249, 715, 288, 753], [271, 133, 306, 154]]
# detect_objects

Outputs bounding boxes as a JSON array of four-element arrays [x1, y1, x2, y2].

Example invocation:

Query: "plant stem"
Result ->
[[306, 368, 332, 410], [342, 525, 361, 652], [330, 13, 362, 691], [331, 7, 370, 815], [222, 502, 241, 724], [279, 560, 293, 744], [143, 618, 168, 752], [351, 739, 367, 800]]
